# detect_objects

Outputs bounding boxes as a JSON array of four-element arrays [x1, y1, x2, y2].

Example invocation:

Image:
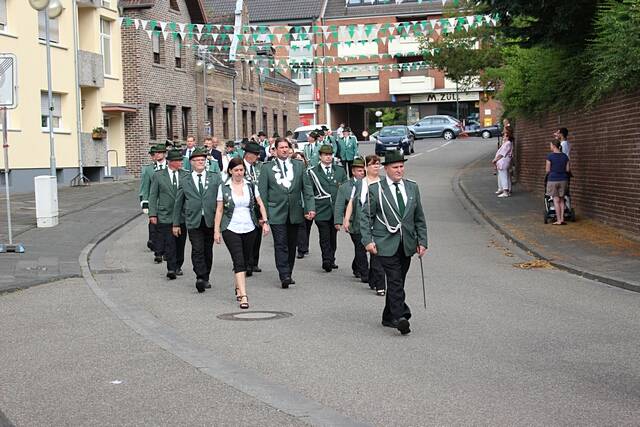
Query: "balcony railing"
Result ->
[[78, 50, 104, 88], [77, 0, 100, 8]]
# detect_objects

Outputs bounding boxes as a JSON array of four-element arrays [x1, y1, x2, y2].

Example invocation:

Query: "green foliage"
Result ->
[[587, 0, 640, 102]]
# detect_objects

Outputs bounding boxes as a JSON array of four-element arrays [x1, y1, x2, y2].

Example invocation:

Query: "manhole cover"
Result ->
[[217, 311, 293, 321]]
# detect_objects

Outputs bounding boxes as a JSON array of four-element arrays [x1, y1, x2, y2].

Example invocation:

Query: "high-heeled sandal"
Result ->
[[238, 295, 249, 309], [235, 287, 242, 302]]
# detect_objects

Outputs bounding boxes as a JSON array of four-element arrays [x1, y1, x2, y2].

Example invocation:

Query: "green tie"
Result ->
[[281, 160, 288, 175], [172, 170, 178, 188], [393, 182, 405, 217], [197, 173, 204, 194]]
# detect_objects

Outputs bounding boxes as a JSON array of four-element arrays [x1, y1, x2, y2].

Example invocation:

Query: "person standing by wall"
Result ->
[[493, 127, 514, 197], [243, 142, 265, 275], [546, 140, 571, 225]]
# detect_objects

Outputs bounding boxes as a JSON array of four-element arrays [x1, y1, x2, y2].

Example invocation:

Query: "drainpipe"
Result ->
[[232, 70, 238, 140], [71, 0, 85, 182]]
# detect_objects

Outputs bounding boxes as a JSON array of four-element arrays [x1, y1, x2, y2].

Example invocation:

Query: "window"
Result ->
[[283, 114, 288, 134], [241, 61, 248, 88], [250, 111, 256, 135], [338, 68, 379, 82], [100, 18, 112, 75], [291, 66, 312, 81], [181, 107, 190, 140], [222, 107, 229, 139], [262, 112, 268, 132], [174, 35, 182, 68], [41, 92, 62, 130], [207, 106, 214, 135], [0, 0, 7, 31], [242, 110, 248, 137], [273, 113, 278, 136], [102, 0, 111, 8], [38, 10, 59, 43], [169, 0, 180, 11], [149, 104, 158, 139], [249, 62, 254, 90], [166, 106, 175, 139], [152, 27, 162, 64]]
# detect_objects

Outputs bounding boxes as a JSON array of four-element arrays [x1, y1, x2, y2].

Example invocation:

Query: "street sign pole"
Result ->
[[0, 107, 24, 253]]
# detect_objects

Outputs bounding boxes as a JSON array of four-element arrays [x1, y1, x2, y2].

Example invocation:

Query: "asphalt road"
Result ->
[[1, 137, 639, 426]]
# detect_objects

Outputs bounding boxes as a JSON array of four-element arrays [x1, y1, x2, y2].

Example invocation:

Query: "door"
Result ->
[[413, 118, 431, 138]]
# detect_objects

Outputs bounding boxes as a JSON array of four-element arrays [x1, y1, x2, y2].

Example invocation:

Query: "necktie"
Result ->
[[188, 149, 192, 158], [172, 170, 177, 188], [282, 160, 288, 175], [393, 182, 405, 216], [197, 173, 204, 194], [250, 164, 255, 180], [325, 166, 331, 178]]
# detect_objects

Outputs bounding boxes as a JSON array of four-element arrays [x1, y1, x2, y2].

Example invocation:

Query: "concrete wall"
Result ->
[[515, 90, 640, 235]]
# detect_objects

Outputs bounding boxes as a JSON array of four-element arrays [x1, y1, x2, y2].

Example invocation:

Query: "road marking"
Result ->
[[425, 140, 453, 153]]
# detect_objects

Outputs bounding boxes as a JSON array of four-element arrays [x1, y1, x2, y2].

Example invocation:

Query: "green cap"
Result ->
[[319, 145, 333, 155], [154, 143, 167, 153], [244, 142, 261, 154], [189, 147, 208, 159], [148, 145, 157, 154], [166, 149, 183, 161], [352, 157, 365, 168], [381, 149, 406, 165]]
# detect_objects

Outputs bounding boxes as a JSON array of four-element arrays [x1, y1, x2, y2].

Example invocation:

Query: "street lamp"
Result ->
[[195, 50, 215, 137], [29, 0, 64, 177]]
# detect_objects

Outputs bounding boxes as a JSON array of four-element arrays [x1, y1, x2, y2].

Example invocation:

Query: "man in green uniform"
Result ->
[[303, 131, 320, 168], [258, 138, 316, 288], [334, 157, 368, 283], [337, 127, 359, 177], [173, 147, 222, 293], [139, 144, 167, 262], [307, 145, 347, 272], [360, 150, 428, 335], [321, 126, 339, 160], [149, 149, 186, 280]]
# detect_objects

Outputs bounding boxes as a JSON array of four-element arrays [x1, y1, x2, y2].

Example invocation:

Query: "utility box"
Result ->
[[34, 176, 59, 228]]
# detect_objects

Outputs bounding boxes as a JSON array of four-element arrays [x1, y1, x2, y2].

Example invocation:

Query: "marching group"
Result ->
[[139, 126, 428, 335]]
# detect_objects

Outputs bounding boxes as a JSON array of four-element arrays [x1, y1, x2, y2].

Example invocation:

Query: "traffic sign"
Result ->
[[0, 54, 18, 109]]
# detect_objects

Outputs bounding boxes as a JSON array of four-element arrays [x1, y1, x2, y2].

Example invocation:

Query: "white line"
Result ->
[[410, 152, 424, 158], [426, 147, 440, 153]]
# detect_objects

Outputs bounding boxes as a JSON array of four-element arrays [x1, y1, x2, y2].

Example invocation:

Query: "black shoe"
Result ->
[[147, 240, 154, 251], [195, 279, 206, 293], [176, 269, 183, 276], [360, 277, 369, 283], [162, 254, 168, 261], [154, 256, 163, 264], [205, 282, 211, 289], [290, 278, 296, 285], [166, 271, 177, 280], [353, 271, 361, 278], [376, 289, 386, 296], [281, 277, 292, 289], [331, 264, 339, 269], [322, 262, 332, 272], [396, 317, 411, 335], [246, 269, 253, 277], [252, 266, 262, 273], [297, 253, 305, 259]]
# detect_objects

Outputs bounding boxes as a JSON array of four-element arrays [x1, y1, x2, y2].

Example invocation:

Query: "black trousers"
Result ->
[[349, 232, 369, 280], [149, 221, 162, 256], [157, 223, 186, 272], [222, 229, 256, 273], [250, 226, 262, 270], [187, 217, 214, 282], [378, 244, 412, 322], [368, 253, 386, 291], [315, 218, 337, 266], [343, 160, 353, 178], [296, 218, 313, 255], [271, 221, 299, 281]]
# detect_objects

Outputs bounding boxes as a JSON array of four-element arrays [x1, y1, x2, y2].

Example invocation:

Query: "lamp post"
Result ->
[[195, 48, 214, 138], [29, 0, 64, 177]]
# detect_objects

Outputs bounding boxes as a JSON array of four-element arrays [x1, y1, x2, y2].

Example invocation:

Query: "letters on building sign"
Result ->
[[410, 92, 480, 104]]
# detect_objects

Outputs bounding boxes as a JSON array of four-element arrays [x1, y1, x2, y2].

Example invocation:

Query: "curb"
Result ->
[[453, 157, 640, 294]]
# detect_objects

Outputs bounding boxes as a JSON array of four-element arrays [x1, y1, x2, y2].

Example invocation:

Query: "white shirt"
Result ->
[[277, 157, 293, 181], [168, 168, 180, 187], [244, 159, 258, 181], [185, 147, 194, 159], [386, 176, 407, 212], [560, 140, 571, 159], [217, 181, 260, 234], [359, 177, 380, 205], [191, 170, 207, 190], [321, 163, 333, 176], [155, 160, 167, 170]]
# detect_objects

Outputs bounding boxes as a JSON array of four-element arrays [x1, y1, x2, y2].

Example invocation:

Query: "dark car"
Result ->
[[374, 125, 415, 156], [409, 115, 463, 140], [465, 120, 501, 139]]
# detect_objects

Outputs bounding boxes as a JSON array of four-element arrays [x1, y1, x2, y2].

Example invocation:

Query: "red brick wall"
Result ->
[[515, 90, 640, 235]]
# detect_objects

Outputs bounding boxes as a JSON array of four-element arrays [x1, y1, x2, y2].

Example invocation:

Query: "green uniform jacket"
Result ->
[[359, 179, 428, 257], [138, 163, 156, 205], [334, 178, 360, 234], [308, 163, 347, 221], [337, 136, 358, 161], [219, 180, 259, 232], [173, 170, 222, 229], [303, 142, 320, 168], [258, 159, 315, 225], [148, 169, 185, 224]]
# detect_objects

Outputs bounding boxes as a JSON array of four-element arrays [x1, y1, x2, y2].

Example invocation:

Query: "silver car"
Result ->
[[410, 115, 463, 140]]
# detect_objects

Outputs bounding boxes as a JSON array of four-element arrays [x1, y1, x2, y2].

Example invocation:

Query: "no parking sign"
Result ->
[[0, 53, 18, 109]]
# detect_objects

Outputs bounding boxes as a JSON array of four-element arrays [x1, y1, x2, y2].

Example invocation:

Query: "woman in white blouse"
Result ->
[[214, 157, 270, 309]]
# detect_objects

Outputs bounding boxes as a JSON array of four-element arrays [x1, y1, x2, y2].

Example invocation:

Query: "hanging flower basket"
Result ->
[[92, 127, 107, 140]]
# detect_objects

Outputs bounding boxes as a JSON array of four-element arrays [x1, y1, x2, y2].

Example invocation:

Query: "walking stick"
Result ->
[[419, 256, 427, 309]]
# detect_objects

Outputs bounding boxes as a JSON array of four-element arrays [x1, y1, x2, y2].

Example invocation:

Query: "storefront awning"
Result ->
[[102, 103, 138, 114]]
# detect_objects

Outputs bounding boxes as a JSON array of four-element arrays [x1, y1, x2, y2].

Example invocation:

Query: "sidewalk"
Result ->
[[457, 154, 640, 293], [0, 180, 141, 293]]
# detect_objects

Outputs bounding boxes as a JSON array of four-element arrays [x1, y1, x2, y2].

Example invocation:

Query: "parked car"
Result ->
[[410, 115, 463, 140], [465, 120, 501, 139], [293, 124, 330, 152], [374, 125, 415, 156]]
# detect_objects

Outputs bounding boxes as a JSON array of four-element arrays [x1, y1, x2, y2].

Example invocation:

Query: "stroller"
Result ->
[[543, 174, 576, 224]]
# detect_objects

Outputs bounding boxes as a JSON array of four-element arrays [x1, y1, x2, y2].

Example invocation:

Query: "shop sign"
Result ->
[[411, 92, 480, 104]]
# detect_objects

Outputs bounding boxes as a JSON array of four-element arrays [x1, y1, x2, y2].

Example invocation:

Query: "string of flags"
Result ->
[[253, 60, 435, 74]]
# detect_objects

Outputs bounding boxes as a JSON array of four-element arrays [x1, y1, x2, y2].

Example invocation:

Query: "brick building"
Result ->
[[119, 0, 299, 176]]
